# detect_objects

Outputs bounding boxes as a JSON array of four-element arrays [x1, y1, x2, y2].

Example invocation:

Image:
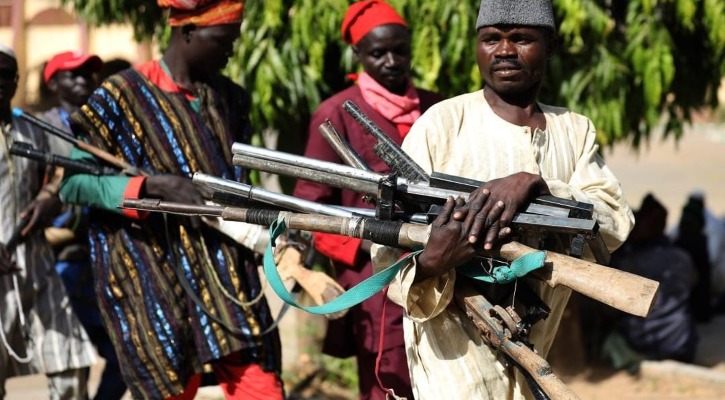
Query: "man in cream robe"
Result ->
[[372, 1, 634, 398]]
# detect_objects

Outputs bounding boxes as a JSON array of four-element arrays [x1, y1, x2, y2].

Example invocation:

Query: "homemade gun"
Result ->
[[122, 198, 658, 318], [12, 107, 145, 175], [9, 142, 120, 176], [229, 143, 608, 261]]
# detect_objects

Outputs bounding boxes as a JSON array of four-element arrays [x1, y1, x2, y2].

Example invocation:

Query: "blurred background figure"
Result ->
[[41, 51, 127, 400], [673, 193, 712, 322], [605, 193, 699, 369], [0, 43, 95, 400]]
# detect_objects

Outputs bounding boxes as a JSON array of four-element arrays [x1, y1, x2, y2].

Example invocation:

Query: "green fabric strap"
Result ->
[[263, 219, 547, 315], [263, 218, 421, 315], [457, 250, 547, 284]]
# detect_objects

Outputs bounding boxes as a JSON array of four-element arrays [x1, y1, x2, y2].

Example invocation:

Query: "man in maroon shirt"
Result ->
[[293, 1, 444, 399]]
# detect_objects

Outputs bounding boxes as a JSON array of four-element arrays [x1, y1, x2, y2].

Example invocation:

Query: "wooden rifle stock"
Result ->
[[122, 199, 659, 318], [455, 283, 581, 400], [498, 242, 658, 318]]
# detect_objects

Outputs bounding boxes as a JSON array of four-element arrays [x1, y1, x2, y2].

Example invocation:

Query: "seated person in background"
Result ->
[[673, 193, 712, 322], [610, 194, 698, 364]]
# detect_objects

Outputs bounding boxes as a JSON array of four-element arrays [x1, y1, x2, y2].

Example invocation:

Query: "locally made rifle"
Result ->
[[342, 100, 429, 182], [122, 199, 659, 318], [318, 120, 371, 171], [454, 281, 579, 400], [122, 198, 656, 400], [229, 144, 604, 249], [9, 142, 120, 176], [11, 108, 145, 175], [193, 172, 433, 224]]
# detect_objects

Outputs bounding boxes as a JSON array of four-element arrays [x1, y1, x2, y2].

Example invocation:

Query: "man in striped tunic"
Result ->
[[0, 45, 95, 400], [374, 1, 634, 399], [59, 1, 283, 399]]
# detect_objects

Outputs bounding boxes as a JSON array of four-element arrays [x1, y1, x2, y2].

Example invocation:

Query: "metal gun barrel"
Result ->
[[231, 144, 465, 201], [342, 100, 429, 183], [232, 142, 383, 183], [192, 173, 356, 218], [318, 120, 371, 171]]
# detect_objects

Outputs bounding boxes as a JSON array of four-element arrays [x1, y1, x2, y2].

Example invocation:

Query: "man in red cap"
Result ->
[[42, 51, 103, 156], [294, 2, 444, 399], [59, 1, 284, 399], [40, 51, 129, 400]]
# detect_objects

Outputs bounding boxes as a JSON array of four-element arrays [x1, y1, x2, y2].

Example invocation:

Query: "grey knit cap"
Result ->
[[476, 0, 556, 32]]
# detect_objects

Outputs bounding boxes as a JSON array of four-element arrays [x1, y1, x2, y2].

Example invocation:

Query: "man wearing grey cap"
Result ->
[[0, 44, 95, 399], [373, 1, 633, 398]]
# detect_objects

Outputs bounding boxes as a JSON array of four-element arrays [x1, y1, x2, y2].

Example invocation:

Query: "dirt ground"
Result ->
[[562, 312, 725, 400]]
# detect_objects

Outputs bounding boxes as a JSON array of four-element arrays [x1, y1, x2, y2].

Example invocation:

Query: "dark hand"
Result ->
[[144, 175, 208, 228], [19, 196, 62, 237], [415, 197, 477, 283], [144, 175, 208, 204], [0, 247, 19, 275], [454, 172, 550, 250]]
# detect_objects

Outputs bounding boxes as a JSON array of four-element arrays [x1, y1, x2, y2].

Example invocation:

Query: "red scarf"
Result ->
[[357, 72, 421, 137]]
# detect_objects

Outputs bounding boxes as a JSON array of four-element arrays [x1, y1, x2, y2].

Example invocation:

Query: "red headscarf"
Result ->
[[158, 0, 244, 26], [341, 0, 407, 45]]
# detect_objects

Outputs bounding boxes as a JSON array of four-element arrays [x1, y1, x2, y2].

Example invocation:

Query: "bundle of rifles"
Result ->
[[11, 103, 659, 400]]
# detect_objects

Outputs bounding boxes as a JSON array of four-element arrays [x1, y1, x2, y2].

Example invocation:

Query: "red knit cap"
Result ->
[[341, 0, 407, 45], [158, 0, 244, 26]]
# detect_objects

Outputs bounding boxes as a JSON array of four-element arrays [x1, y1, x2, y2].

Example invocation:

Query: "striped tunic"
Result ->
[[373, 90, 634, 400], [0, 119, 94, 384], [60, 67, 281, 399]]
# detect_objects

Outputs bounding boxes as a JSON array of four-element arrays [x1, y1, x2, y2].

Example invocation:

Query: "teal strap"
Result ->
[[263, 218, 421, 315], [264, 219, 547, 315], [457, 251, 547, 284]]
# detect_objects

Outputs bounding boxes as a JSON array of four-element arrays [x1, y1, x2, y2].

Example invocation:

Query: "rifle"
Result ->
[[8, 140, 352, 318], [11, 108, 145, 176], [122, 199, 659, 319], [9, 142, 120, 176], [193, 172, 433, 224], [229, 144, 604, 250], [342, 100, 429, 182]]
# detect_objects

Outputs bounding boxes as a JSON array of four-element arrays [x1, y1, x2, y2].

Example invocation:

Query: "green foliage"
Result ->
[[63, 0, 725, 150], [60, 0, 165, 41]]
